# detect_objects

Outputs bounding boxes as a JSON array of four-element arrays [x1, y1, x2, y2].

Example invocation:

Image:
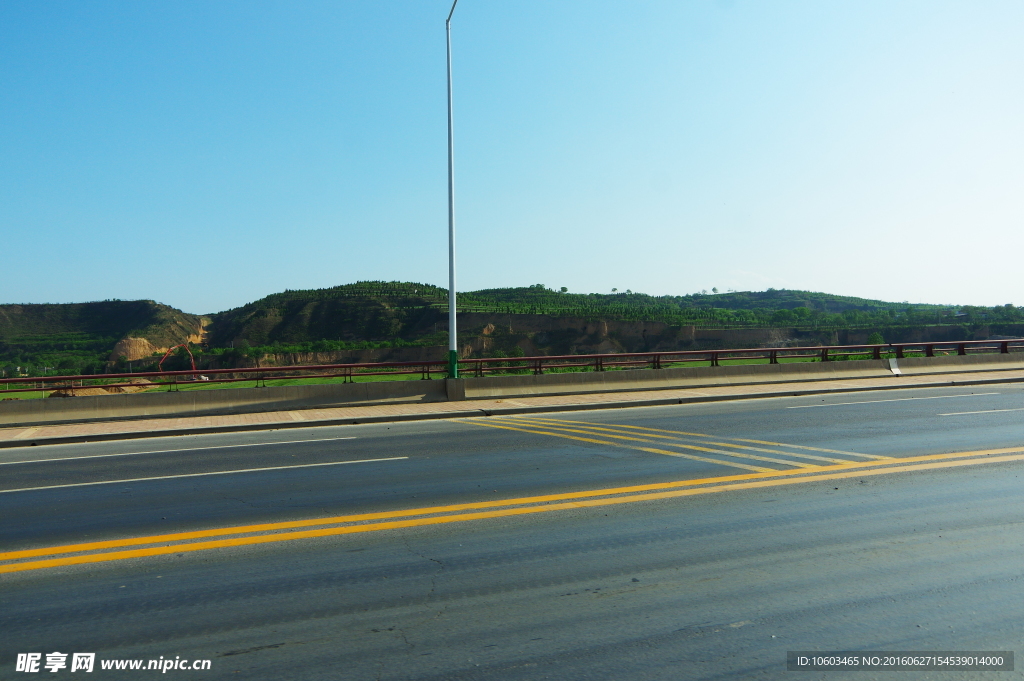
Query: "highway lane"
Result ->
[[2, 382, 1024, 679], [2, 383, 1021, 551]]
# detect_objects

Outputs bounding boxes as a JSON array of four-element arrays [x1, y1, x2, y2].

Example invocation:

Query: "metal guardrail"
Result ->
[[1, 339, 1022, 396]]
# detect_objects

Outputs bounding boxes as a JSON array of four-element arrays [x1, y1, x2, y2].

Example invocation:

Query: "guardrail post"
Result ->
[[1001, 342, 1009, 354], [652, 354, 661, 370], [769, 350, 778, 364], [710, 352, 719, 367], [872, 346, 881, 360], [926, 344, 934, 357], [896, 345, 905, 359], [957, 343, 966, 356], [596, 357, 604, 372], [821, 348, 829, 362], [534, 359, 543, 375]]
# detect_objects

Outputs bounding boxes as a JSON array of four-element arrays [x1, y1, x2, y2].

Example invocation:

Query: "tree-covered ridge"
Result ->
[[210, 281, 451, 314], [457, 285, 938, 325], [210, 281, 1022, 340], [205, 282, 450, 347], [0, 299, 206, 345], [0, 300, 204, 375], [3, 282, 1022, 376]]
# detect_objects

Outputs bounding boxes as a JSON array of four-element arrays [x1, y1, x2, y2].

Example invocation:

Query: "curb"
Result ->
[[1, 373, 1020, 450]]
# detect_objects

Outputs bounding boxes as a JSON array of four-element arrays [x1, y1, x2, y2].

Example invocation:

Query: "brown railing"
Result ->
[[1, 339, 1022, 396]]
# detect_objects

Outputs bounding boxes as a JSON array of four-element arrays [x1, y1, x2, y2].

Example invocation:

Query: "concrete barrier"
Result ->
[[461, 359, 885, 399], [0, 380, 447, 428], [461, 352, 1024, 400], [2, 352, 1021, 428]]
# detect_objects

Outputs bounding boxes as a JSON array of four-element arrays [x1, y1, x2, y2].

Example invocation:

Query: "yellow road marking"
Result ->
[[729, 437, 889, 459], [468, 421, 770, 471], [509, 417, 847, 464], [505, 418, 819, 468], [698, 441, 846, 465], [7, 467, 816, 562], [524, 417, 890, 459], [5, 448, 1024, 575], [5, 445, 1023, 562]]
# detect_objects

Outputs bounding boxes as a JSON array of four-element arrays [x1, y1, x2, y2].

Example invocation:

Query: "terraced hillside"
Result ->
[[203, 281, 1024, 362], [4, 283, 1022, 375], [208, 281, 1022, 344], [0, 300, 205, 375]]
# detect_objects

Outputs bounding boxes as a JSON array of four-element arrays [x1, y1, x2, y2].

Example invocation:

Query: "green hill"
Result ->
[[205, 282, 449, 349], [207, 281, 1021, 353], [3, 283, 1022, 375], [0, 300, 204, 375]]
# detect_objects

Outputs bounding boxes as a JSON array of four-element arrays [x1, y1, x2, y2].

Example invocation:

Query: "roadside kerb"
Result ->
[[1, 368, 1022, 449]]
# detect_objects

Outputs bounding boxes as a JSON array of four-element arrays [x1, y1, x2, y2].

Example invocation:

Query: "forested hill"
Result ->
[[207, 280, 1018, 348], [211, 281, 951, 319], [3, 282, 1021, 375], [0, 300, 204, 374], [204, 282, 451, 348]]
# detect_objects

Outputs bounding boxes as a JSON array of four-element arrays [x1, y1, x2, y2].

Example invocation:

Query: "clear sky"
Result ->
[[2, 1, 1022, 314]]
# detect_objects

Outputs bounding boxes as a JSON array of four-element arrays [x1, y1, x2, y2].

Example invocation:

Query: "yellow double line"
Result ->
[[3, 445, 1024, 575]]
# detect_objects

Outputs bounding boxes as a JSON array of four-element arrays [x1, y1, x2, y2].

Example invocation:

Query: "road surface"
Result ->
[[2, 383, 1024, 679]]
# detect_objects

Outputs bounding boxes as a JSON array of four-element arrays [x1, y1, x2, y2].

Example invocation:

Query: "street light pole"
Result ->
[[446, 0, 460, 379]]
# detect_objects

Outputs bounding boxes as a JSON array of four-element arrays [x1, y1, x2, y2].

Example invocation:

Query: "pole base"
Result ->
[[447, 350, 460, 379]]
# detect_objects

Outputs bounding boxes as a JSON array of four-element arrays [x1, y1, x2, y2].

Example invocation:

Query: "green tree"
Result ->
[[57, 358, 79, 374]]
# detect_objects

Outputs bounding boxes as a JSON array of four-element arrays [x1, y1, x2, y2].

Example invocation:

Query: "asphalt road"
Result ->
[[2, 383, 1024, 680]]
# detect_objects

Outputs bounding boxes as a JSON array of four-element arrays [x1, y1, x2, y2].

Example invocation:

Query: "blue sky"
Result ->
[[2, 1, 1022, 313]]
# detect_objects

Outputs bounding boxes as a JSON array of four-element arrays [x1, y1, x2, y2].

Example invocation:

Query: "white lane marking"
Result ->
[[0, 437, 359, 466], [0, 456, 407, 494], [938, 408, 1024, 416], [786, 393, 1000, 408]]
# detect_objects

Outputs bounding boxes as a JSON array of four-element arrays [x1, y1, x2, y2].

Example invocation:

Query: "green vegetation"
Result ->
[[0, 300, 203, 376], [2, 282, 1022, 385], [461, 284, 1020, 330], [0, 333, 118, 377], [210, 281, 1024, 349], [0, 389, 51, 400]]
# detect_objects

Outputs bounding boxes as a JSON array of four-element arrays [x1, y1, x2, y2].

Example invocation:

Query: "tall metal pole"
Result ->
[[446, 0, 460, 379]]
